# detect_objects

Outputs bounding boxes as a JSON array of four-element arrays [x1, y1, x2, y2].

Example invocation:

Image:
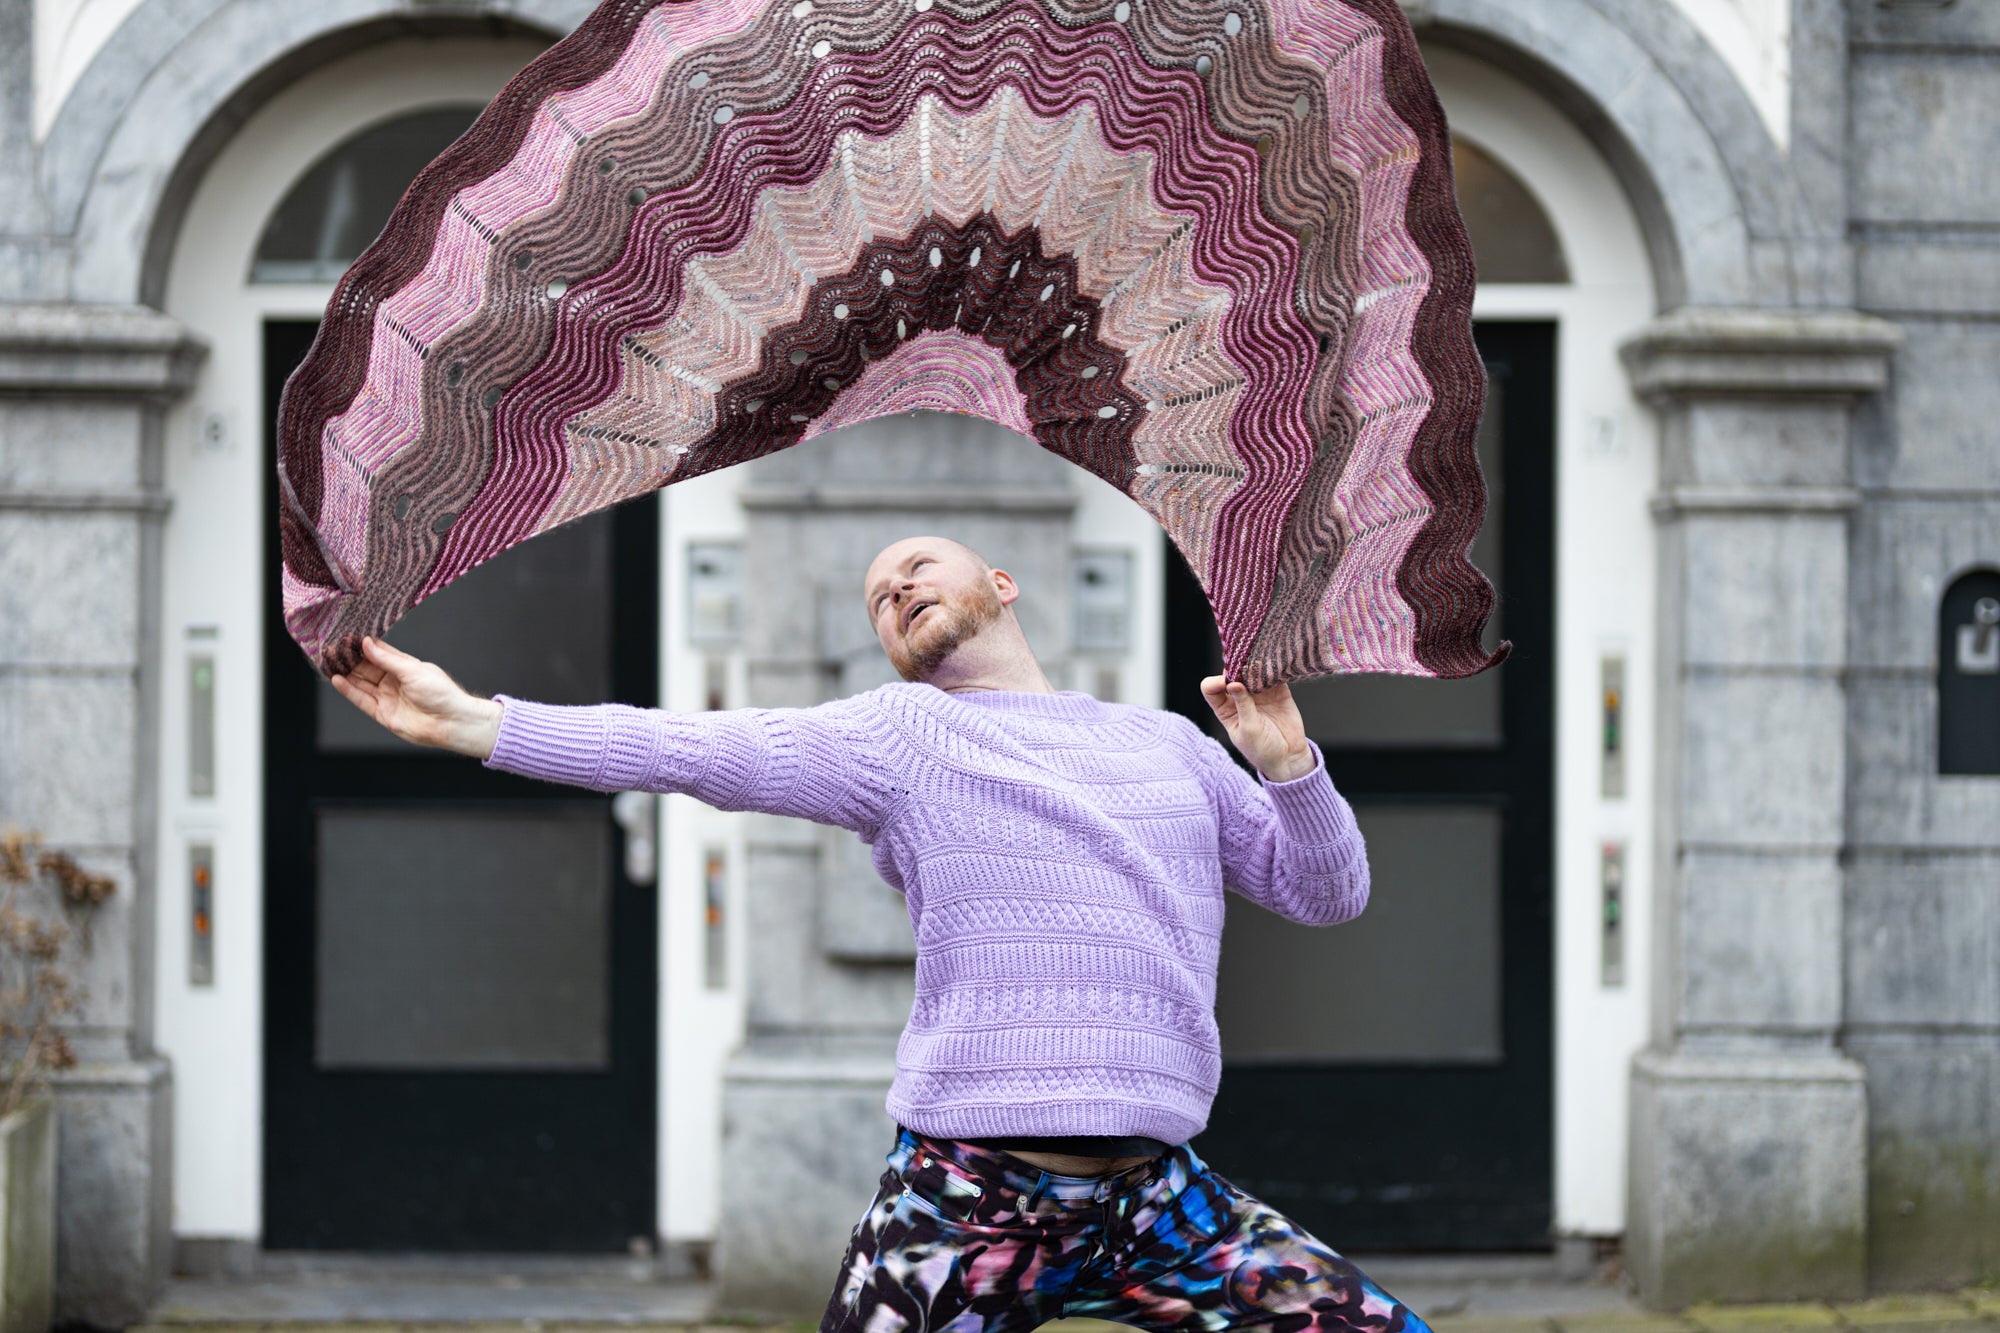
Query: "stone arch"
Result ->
[[50, 0, 1817, 314], [45, 0, 591, 307], [1420, 0, 1813, 311]]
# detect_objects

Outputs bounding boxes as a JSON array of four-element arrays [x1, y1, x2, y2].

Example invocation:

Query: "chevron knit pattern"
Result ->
[[276, 0, 1503, 687], [485, 683, 1367, 1143]]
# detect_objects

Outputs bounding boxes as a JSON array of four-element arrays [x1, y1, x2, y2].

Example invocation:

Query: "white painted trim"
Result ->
[[658, 469, 751, 1244], [1670, 0, 1791, 151], [1430, 44, 1661, 1239], [32, 0, 146, 141]]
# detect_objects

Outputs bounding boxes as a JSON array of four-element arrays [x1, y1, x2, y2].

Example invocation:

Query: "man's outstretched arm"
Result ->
[[1196, 675, 1370, 926], [331, 636, 905, 836]]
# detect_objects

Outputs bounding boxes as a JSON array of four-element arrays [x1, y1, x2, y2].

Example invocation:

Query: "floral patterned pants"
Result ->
[[820, 1128, 1433, 1333]]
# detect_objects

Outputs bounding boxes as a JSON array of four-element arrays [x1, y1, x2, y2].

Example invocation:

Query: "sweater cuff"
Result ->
[[1261, 742, 1359, 848], [484, 697, 660, 791]]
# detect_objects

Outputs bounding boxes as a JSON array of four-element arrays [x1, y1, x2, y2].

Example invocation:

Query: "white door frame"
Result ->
[[1426, 43, 1661, 1239]]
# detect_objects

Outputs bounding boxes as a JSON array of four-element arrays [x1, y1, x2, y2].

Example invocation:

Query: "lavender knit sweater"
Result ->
[[486, 683, 1368, 1145]]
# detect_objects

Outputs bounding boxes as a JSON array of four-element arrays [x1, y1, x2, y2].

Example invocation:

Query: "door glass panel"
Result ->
[[315, 808, 611, 1070], [1452, 139, 1570, 284], [317, 511, 615, 751], [1216, 805, 1501, 1064], [253, 107, 482, 283], [1289, 373, 1506, 747]]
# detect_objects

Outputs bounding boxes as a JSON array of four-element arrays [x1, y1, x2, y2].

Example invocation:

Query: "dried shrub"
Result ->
[[0, 830, 112, 1118]]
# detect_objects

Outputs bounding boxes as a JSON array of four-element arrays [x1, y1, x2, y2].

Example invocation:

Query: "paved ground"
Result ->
[[142, 1254, 710, 1326], [1420, 1291, 2000, 1333], [132, 1253, 1997, 1333]]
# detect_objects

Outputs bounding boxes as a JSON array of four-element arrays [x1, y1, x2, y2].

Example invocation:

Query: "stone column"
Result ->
[[1620, 308, 1901, 1308], [0, 303, 204, 1326], [713, 415, 1077, 1315], [0, 0, 48, 300]]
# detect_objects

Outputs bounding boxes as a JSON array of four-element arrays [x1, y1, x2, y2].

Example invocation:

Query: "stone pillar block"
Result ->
[[741, 816, 916, 1034], [0, 303, 201, 1327], [820, 831, 917, 964], [715, 1044, 898, 1317], [50, 1058, 173, 1330], [1621, 308, 1898, 1307], [1629, 1051, 1867, 1308], [1678, 672, 1846, 847], [1677, 852, 1842, 1035]]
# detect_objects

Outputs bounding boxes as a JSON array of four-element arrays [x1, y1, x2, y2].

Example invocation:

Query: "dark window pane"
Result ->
[[315, 808, 610, 1070], [317, 511, 615, 751], [253, 106, 482, 283], [1453, 137, 1570, 284], [1216, 805, 1502, 1064]]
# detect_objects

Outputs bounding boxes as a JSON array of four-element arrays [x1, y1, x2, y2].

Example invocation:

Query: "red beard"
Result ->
[[892, 581, 1006, 682]]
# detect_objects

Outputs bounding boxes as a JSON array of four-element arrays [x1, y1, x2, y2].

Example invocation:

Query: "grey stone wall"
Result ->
[[0, 303, 200, 1325], [1843, 0, 2000, 1293]]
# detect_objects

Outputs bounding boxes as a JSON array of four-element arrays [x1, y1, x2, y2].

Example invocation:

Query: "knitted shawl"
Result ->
[[276, 0, 1505, 687]]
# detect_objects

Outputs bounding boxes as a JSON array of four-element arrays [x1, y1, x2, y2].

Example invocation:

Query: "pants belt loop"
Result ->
[[1025, 1173, 1050, 1213]]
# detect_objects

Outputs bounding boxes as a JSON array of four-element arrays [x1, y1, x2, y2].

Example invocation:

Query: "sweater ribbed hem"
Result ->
[[486, 697, 612, 789], [888, 1093, 1206, 1148], [486, 697, 664, 791], [1263, 742, 1360, 849], [887, 1023, 1217, 1145]]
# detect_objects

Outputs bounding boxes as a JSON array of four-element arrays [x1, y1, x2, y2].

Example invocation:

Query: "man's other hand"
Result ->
[[1199, 677, 1316, 783], [329, 637, 503, 760]]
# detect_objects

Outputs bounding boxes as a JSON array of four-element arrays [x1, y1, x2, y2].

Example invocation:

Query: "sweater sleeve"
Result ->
[[1196, 734, 1370, 925], [482, 691, 907, 838]]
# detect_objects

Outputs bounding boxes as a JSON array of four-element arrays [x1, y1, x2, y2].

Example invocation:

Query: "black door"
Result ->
[[1168, 321, 1556, 1251], [263, 319, 661, 1250]]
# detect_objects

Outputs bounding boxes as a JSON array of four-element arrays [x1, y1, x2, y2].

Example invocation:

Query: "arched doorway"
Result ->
[[156, 32, 663, 1252]]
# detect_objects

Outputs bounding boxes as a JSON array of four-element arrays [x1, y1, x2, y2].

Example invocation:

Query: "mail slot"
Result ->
[[1939, 568, 2000, 776]]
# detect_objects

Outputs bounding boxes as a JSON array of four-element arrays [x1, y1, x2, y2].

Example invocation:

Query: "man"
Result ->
[[333, 535, 1427, 1333]]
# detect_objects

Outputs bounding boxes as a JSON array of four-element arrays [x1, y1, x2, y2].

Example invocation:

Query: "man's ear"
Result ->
[[990, 567, 1021, 606]]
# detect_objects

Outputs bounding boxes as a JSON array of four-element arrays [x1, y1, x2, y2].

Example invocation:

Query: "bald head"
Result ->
[[868, 536, 989, 578], [862, 536, 1018, 683]]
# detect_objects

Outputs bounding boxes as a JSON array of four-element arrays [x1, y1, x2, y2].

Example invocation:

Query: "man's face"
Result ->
[[863, 538, 1007, 682]]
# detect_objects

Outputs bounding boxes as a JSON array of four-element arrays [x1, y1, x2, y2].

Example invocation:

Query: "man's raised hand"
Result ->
[[1199, 676, 1316, 784], [328, 637, 504, 760]]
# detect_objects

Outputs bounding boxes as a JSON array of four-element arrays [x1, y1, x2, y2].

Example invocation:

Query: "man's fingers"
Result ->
[[363, 637, 439, 693], [362, 636, 421, 671], [329, 673, 379, 717], [1228, 681, 1261, 726], [1252, 681, 1293, 709]]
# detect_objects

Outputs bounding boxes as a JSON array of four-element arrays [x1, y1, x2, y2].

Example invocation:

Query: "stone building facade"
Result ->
[[0, 0, 1994, 1325]]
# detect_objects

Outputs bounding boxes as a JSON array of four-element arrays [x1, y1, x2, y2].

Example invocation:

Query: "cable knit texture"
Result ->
[[487, 684, 1367, 1144]]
